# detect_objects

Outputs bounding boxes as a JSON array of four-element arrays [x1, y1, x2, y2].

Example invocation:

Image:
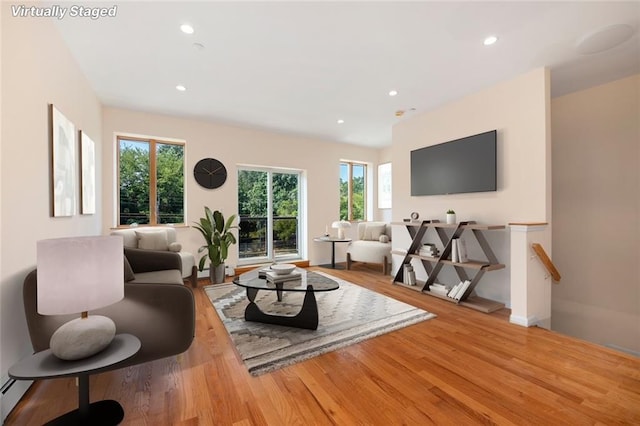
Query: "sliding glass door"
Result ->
[[238, 167, 303, 264]]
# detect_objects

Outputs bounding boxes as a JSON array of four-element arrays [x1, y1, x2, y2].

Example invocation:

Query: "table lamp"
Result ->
[[332, 220, 351, 239], [37, 236, 124, 361]]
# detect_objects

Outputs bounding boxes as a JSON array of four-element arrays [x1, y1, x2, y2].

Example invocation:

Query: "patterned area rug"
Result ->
[[204, 272, 436, 375]]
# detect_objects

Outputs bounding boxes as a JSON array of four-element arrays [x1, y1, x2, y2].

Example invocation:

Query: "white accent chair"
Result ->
[[346, 222, 392, 275], [110, 227, 198, 286]]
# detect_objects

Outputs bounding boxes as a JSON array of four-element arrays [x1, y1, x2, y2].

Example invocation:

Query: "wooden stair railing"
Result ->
[[531, 243, 561, 282]]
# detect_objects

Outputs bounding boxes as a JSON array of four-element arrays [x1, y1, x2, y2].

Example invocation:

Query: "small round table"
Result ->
[[313, 236, 352, 269], [9, 333, 140, 425]]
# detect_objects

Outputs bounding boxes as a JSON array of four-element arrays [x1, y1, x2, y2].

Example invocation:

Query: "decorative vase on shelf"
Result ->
[[446, 210, 456, 224]]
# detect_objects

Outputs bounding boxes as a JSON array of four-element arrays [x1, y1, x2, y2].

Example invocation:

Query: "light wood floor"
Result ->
[[7, 264, 640, 425]]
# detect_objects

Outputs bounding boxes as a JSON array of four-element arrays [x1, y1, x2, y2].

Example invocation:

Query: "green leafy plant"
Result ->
[[447, 209, 455, 214], [193, 207, 239, 271]]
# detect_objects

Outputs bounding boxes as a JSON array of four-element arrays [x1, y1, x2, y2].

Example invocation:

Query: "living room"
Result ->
[[2, 1, 639, 424]]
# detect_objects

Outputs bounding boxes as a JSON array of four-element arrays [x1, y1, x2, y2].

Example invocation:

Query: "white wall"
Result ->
[[391, 68, 552, 305], [551, 74, 639, 354], [0, 7, 103, 420], [102, 108, 380, 267]]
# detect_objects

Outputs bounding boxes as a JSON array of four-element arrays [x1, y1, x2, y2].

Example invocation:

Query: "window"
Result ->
[[378, 162, 392, 209], [237, 167, 303, 264], [117, 136, 185, 226], [340, 161, 366, 221]]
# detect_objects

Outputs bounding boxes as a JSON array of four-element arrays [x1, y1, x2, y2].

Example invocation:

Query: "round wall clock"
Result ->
[[410, 211, 420, 220], [194, 158, 227, 189]]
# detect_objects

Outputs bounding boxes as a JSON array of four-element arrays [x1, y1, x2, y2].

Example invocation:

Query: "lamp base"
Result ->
[[50, 315, 116, 361], [337, 229, 345, 239]]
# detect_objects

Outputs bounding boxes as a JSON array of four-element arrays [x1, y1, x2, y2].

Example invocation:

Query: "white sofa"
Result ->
[[346, 222, 392, 275], [111, 226, 197, 286]]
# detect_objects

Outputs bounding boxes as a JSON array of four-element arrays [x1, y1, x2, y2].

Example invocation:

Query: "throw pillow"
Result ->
[[168, 242, 182, 252], [363, 224, 386, 241], [379, 234, 390, 244], [136, 230, 169, 251], [123, 255, 135, 282]]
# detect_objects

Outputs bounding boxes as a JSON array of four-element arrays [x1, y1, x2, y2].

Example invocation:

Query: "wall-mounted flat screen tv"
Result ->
[[411, 130, 497, 196]]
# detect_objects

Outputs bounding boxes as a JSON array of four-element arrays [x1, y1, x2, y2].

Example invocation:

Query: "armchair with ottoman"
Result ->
[[346, 221, 392, 274], [111, 226, 198, 286]]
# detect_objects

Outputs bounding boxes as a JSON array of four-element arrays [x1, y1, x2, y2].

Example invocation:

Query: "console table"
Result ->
[[392, 220, 506, 313], [9, 334, 140, 425]]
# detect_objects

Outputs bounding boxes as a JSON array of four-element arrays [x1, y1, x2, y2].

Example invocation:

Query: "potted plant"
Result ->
[[194, 207, 239, 284], [446, 209, 456, 224]]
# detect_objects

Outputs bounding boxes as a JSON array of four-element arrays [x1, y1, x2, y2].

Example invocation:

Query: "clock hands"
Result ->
[[197, 167, 224, 175]]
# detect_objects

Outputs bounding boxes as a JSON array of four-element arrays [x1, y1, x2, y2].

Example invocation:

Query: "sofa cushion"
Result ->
[[130, 269, 183, 285], [168, 242, 182, 252], [136, 230, 169, 251], [363, 224, 386, 241], [123, 256, 135, 282], [379, 234, 390, 244], [347, 240, 391, 264]]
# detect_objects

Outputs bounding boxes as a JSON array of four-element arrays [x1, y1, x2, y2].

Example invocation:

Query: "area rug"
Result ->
[[204, 272, 436, 375]]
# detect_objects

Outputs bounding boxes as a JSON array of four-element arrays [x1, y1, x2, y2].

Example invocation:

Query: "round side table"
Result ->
[[9, 333, 140, 425]]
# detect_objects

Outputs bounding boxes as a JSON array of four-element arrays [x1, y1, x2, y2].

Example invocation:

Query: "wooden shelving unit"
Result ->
[[392, 220, 506, 313]]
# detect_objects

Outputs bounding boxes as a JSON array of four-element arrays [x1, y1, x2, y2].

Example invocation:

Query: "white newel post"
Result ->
[[509, 223, 552, 329]]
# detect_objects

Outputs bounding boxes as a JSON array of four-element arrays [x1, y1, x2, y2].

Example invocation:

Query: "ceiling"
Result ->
[[51, 1, 640, 148]]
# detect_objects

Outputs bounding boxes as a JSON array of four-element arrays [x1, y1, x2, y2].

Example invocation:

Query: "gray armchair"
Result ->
[[22, 264, 195, 367]]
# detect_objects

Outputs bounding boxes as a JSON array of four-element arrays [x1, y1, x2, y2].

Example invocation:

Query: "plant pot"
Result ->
[[209, 263, 226, 284], [446, 213, 456, 224]]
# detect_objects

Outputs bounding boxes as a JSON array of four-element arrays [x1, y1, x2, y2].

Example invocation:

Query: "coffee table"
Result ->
[[233, 267, 339, 330]]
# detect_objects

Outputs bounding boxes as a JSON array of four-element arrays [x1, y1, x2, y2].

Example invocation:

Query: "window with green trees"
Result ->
[[238, 167, 302, 262], [117, 136, 185, 226], [340, 161, 366, 221]]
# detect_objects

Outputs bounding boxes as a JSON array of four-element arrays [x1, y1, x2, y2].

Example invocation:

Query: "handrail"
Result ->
[[531, 243, 561, 282]]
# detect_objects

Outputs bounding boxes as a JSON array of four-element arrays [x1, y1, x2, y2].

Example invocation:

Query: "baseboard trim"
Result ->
[[605, 344, 640, 358], [509, 314, 538, 327]]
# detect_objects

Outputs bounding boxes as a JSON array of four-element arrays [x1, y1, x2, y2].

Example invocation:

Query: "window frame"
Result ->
[[116, 135, 186, 227], [340, 161, 368, 221], [377, 162, 392, 209]]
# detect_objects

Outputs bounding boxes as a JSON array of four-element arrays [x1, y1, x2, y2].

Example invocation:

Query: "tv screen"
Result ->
[[411, 130, 497, 196]]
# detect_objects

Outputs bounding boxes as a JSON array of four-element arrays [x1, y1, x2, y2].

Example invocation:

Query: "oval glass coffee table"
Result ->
[[233, 267, 339, 330]]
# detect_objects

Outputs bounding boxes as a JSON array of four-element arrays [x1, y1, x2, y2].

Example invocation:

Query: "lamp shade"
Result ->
[[37, 236, 124, 315], [331, 220, 351, 229], [331, 220, 351, 239]]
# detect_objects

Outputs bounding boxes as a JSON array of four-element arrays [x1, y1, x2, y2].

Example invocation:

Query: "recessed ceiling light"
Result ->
[[180, 24, 194, 34], [337, 119, 345, 124], [389, 90, 398, 97], [176, 85, 186, 92], [192, 42, 205, 51], [484, 35, 498, 46]]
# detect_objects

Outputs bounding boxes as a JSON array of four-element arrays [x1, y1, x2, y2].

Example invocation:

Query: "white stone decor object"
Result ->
[[49, 315, 116, 361]]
